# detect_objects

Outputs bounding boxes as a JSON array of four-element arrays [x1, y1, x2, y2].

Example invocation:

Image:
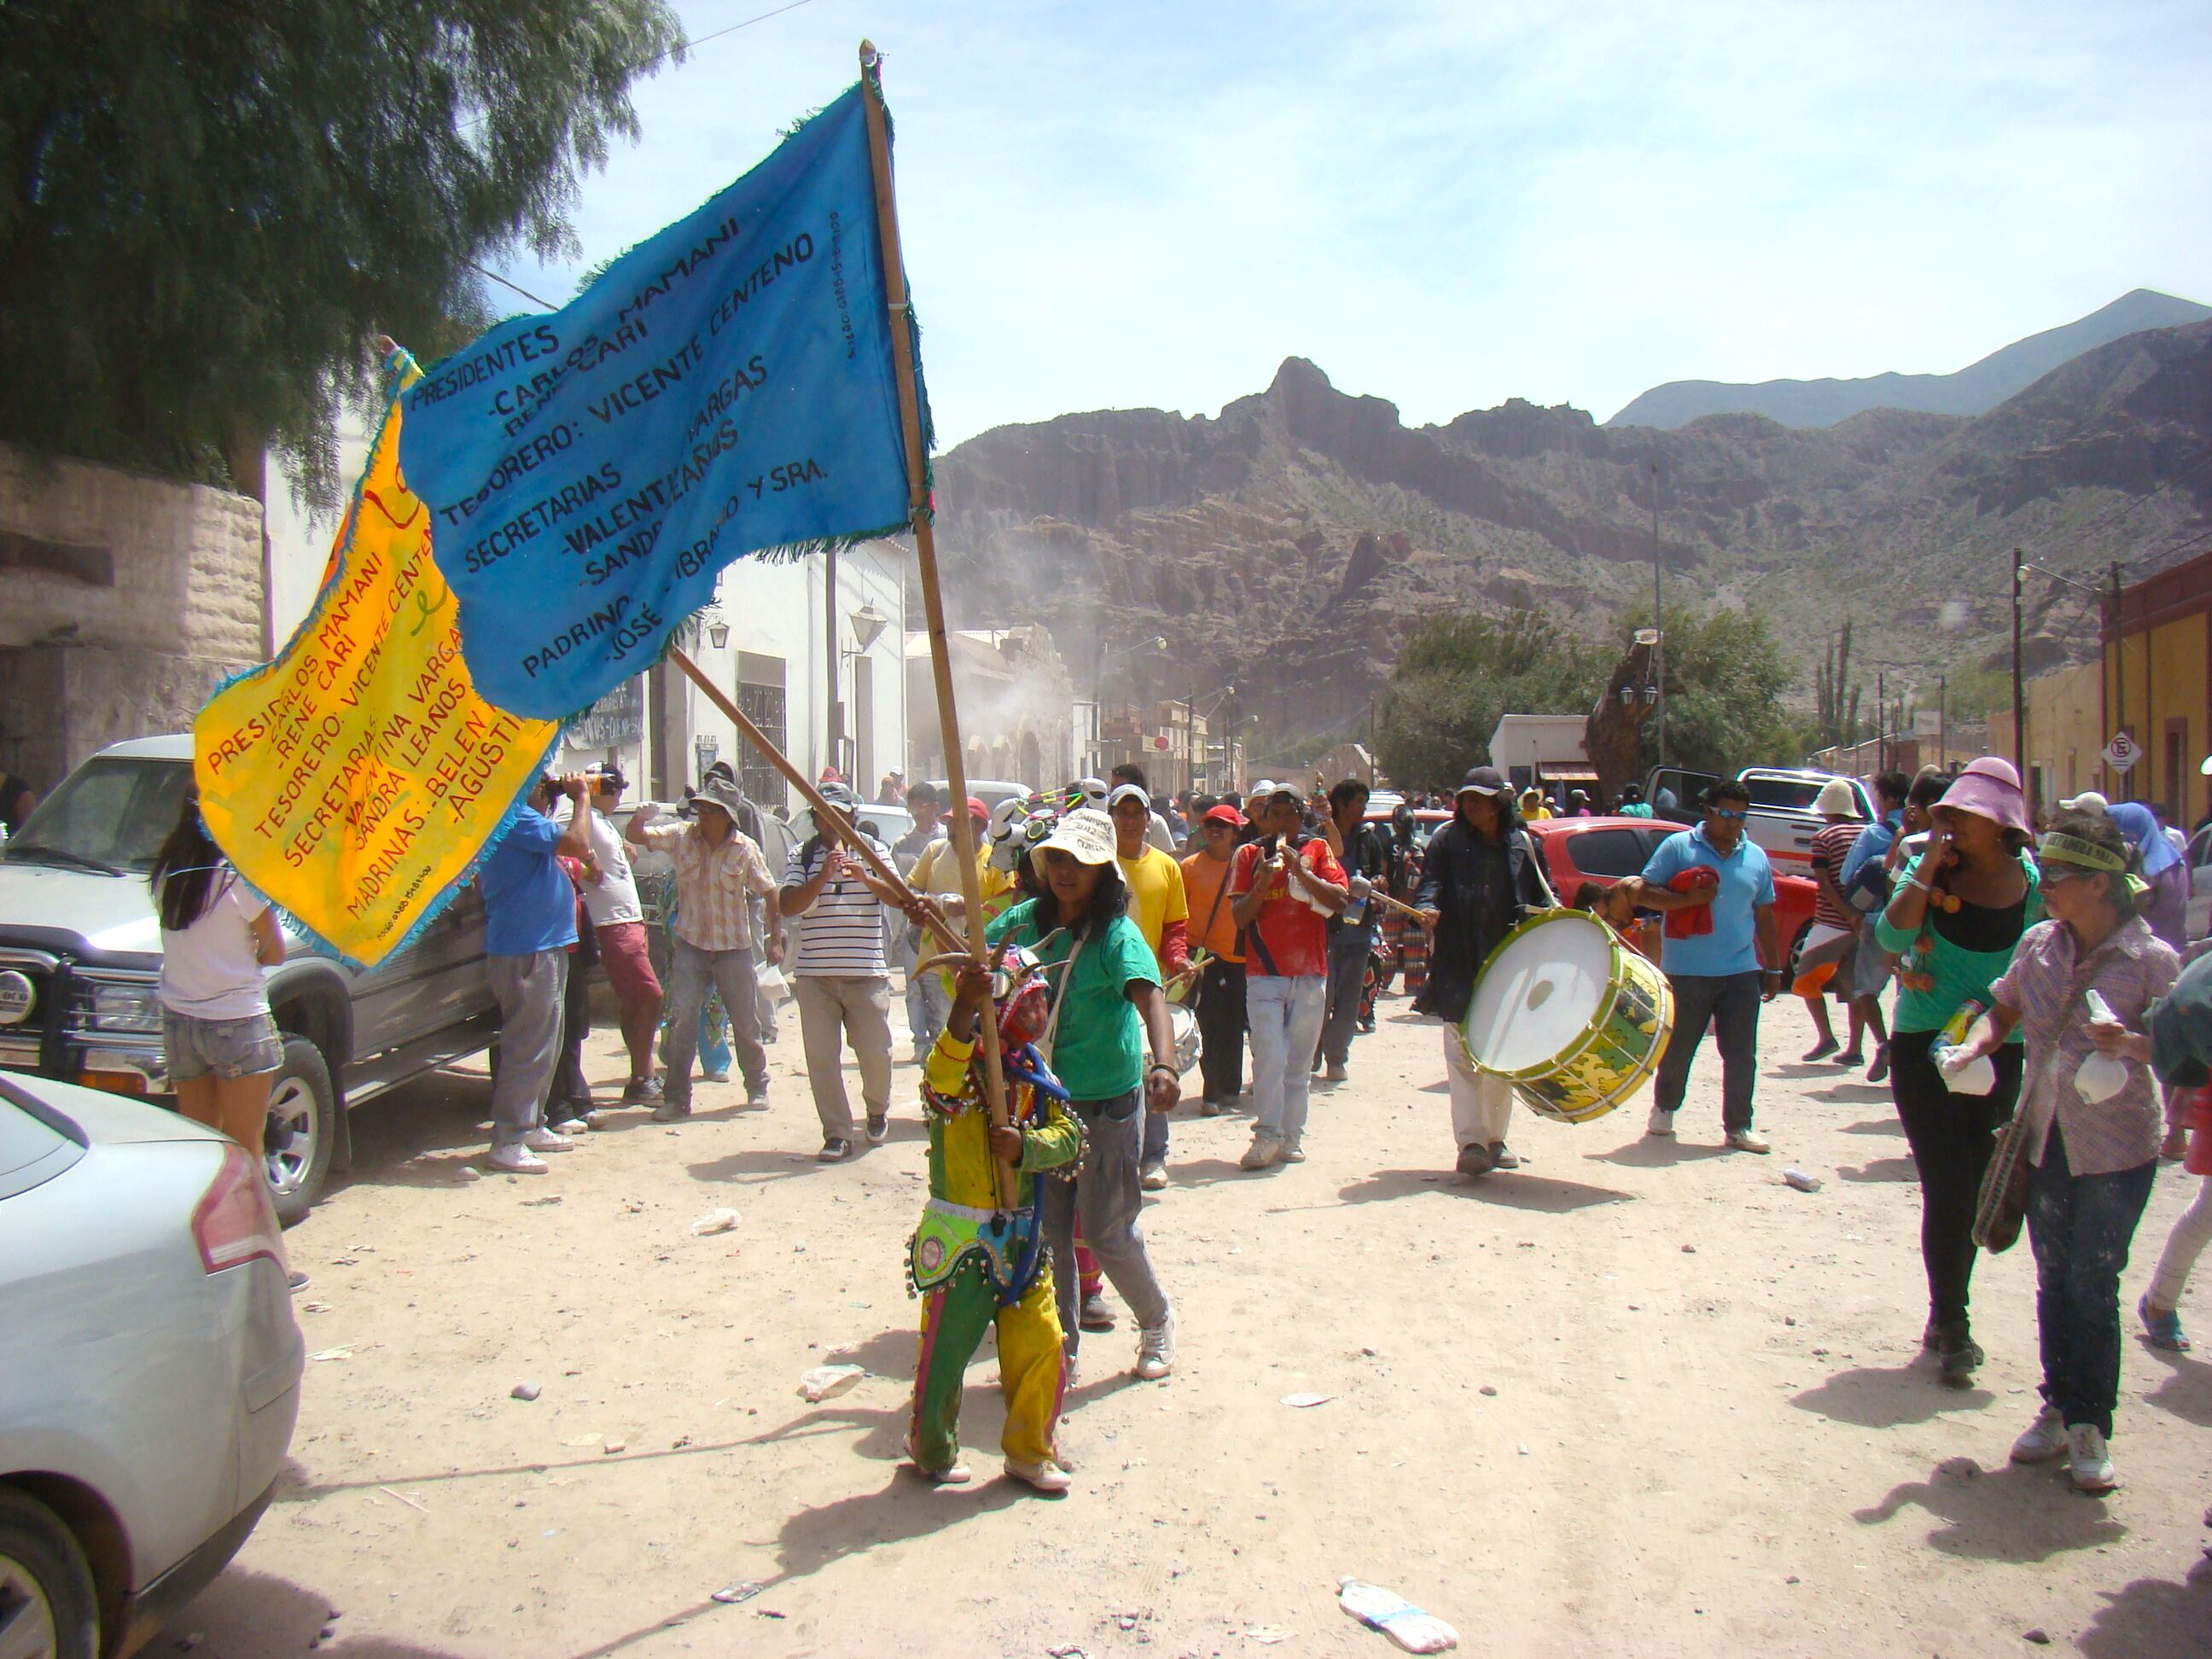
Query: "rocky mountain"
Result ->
[[1606, 288, 2209, 430], [930, 318, 2212, 740]]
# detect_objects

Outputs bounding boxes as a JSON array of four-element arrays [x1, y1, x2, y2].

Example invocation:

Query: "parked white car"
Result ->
[[0, 1073, 303, 1658]]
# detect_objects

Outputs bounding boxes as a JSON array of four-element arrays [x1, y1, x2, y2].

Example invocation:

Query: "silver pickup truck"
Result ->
[[0, 736, 500, 1223]]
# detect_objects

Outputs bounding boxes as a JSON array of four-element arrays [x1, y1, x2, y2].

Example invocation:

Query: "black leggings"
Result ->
[[1890, 1029, 2023, 1330]]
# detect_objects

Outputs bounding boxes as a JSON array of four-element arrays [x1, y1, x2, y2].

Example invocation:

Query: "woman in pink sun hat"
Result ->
[[1874, 754, 2044, 1385]]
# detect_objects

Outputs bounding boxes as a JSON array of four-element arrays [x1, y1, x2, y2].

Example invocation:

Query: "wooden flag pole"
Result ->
[[666, 644, 965, 958], [858, 38, 1018, 1211]]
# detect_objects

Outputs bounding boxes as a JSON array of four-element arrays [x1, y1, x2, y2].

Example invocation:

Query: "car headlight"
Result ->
[[88, 981, 164, 1034]]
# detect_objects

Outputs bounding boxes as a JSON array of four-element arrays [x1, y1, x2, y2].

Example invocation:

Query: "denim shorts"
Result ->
[[163, 1009, 283, 1080]]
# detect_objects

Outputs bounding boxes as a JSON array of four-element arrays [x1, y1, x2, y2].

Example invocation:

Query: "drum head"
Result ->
[[1464, 912, 1616, 1073]]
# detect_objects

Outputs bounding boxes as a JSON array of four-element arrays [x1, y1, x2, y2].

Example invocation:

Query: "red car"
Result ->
[[1523, 815, 1819, 966]]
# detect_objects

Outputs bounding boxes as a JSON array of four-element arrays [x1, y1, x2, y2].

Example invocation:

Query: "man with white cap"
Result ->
[[1797, 777, 1870, 1063], [1108, 763, 1177, 854], [781, 782, 905, 1160]]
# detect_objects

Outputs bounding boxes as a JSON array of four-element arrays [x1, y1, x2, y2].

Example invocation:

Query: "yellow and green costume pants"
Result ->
[[909, 1255, 1067, 1473]]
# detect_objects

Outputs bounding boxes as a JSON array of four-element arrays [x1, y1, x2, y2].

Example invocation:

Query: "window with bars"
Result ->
[[736, 671, 787, 810]]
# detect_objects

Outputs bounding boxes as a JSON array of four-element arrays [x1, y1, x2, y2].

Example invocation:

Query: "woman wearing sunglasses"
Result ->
[[986, 808, 1182, 1382], [1875, 756, 2042, 1385], [1944, 810, 2178, 1492]]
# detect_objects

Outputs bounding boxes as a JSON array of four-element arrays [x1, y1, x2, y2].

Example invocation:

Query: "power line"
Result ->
[[2059, 437, 2212, 550], [460, 0, 818, 129]]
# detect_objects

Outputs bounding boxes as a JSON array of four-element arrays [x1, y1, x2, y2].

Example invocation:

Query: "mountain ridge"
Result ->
[[1606, 288, 2211, 431], [931, 315, 2212, 739]]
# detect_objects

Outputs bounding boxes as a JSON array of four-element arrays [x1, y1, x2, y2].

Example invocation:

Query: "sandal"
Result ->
[[2139, 1294, 2192, 1352]]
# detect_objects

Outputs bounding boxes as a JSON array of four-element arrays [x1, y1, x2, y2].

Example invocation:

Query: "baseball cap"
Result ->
[[1249, 778, 1297, 801], [965, 795, 988, 821], [818, 781, 860, 812], [1202, 803, 1246, 828], [1108, 783, 1151, 810], [1457, 765, 1507, 797], [2059, 789, 2110, 813], [1037, 807, 1117, 865]]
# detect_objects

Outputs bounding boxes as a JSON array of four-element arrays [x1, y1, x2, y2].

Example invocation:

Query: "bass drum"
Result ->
[[1170, 1003, 1201, 1075], [1459, 909, 1673, 1125]]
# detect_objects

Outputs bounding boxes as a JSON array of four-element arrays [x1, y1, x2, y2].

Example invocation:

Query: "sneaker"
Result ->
[[548, 1115, 591, 1136], [1488, 1142, 1520, 1170], [1456, 1142, 1496, 1179], [905, 1438, 971, 1485], [486, 1146, 549, 1175], [1004, 1457, 1073, 1493], [1646, 1105, 1677, 1138], [2139, 1294, 2192, 1352], [1867, 1044, 1891, 1085], [622, 1075, 664, 1106], [744, 1091, 771, 1112], [2011, 1403, 2069, 1463], [2066, 1423, 2117, 1493], [1324, 1060, 1348, 1083], [1240, 1132, 1283, 1171], [1199, 1096, 1225, 1117], [1079, 1294, 1116, 1333], [1279, 1136, 1307, 1164], [521, 1126, 573, 1153], [287, 1270, 311, 1293], [1135, 1308, 1176, 1380], [1725, 1128, 1771, 1154], [701, 1068, 730, 1084], [818, 1137, 853, 1162], [651, 1100, 692, 1124], [865, 1110, 890, 1145], [1802, 1038, 1839, 1062], [1936, 1324, 1984, 1385], [1139, 1161, 1168, 1190]]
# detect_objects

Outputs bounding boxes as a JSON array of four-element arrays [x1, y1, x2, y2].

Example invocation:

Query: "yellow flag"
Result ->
[[194, 355, 562, 964]]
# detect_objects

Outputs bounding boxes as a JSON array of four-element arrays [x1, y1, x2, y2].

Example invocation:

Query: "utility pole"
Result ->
[[1877, 669, 1886, 772], [1650, 457, 1665, 768], [1937, 672, 1947, 770], [2010, 549, 2025, 780], [2110, 561, 2126, 789]]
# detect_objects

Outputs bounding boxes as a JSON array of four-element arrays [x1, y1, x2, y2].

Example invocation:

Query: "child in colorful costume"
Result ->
[[907, 945, 1083, 1492]]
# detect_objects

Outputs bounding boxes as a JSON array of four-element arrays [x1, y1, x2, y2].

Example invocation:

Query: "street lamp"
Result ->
[[701, 607, 730, 650], [849, 601, 888, 652], [1090, 635, 1167, 774]]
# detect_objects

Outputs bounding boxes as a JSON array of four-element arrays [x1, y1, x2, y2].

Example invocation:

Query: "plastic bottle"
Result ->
[[1933, 998, 1996, 1096], [2075, 989, 2129, 1103]]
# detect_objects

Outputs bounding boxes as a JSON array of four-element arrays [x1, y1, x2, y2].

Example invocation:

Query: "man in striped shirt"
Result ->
[[781, 782, 905, 1161]]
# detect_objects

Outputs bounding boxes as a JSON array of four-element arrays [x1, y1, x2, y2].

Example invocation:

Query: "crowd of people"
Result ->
[[137, 744, 2212, 1499]]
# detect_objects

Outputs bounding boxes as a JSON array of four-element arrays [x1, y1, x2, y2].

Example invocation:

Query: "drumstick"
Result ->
[[1369, 891, 1427, 922]]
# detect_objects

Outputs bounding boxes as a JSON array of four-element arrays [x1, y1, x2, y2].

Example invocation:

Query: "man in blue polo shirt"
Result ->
[[1615, 777, 1782, 1151], [479, 773, 591, 1175]]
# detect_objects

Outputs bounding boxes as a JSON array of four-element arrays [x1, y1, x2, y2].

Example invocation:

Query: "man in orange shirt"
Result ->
[[1180, 803, 1249, 1113]]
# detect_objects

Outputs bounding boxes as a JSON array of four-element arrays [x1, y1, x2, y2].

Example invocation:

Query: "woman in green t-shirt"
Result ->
[[987, 808, 1182, 1382], [1873, 757, 2042, 1385]]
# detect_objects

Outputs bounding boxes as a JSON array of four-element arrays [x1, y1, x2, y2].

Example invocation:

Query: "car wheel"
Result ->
[[1787, 922, 1811, 983], [265, 1035, 336, 1229], [0, 1489, 100, 1659]]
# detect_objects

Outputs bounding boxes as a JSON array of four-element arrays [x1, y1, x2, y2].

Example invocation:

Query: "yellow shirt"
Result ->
[[1116, 843, 1188, 967], [911, 835, 1014, 915]]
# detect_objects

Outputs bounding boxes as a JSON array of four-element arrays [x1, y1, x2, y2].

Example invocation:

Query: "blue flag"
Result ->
[[399, 82, 925, 719]]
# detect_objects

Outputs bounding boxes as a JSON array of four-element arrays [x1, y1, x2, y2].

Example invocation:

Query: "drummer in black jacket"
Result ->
[[1415, 765, 1557, 1178]]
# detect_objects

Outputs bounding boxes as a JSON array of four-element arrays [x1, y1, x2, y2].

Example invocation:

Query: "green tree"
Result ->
[[0, 0, 684, 502], [1375, 609, 1605, 789], [1635, 605, 1802, 776]]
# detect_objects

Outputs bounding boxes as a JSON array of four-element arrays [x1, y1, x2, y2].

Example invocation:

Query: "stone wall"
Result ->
[[0, 442, 264, 787]]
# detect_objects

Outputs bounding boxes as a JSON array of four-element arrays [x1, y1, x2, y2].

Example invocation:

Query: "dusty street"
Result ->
[[178, 987, 2210, 1657]]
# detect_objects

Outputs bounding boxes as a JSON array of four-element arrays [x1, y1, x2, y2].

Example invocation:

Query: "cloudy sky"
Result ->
[[495, 0, 2212, 448]]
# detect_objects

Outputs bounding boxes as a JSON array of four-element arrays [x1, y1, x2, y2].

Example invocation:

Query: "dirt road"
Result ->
[[177, 989, 2209, 1656]]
